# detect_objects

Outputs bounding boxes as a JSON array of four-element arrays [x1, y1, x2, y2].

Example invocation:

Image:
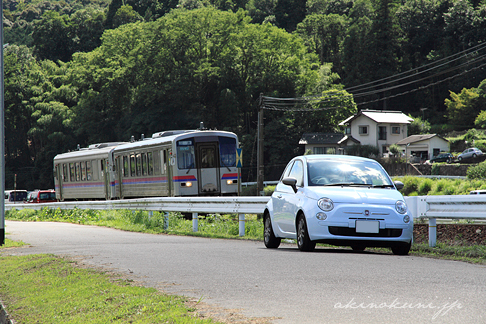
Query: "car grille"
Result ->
[[329, 226, 402, 237]]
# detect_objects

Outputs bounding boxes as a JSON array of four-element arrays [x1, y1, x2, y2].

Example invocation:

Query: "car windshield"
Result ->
[[307, 159, 394, 187]]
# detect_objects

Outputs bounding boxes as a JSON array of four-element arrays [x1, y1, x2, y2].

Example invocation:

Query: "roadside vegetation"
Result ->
[[0, 253, 220, 324]]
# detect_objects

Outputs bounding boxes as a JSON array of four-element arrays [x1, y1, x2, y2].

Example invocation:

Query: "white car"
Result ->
[[263, 155, 413, 255]]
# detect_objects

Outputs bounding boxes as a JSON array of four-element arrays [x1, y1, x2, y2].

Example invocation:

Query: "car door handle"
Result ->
[[276, 194, 283, 199]]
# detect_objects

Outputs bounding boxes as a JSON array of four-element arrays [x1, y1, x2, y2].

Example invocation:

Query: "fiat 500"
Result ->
[[263, 155, 413, 255]]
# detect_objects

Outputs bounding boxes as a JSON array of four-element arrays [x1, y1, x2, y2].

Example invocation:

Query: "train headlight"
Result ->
[[184, 182, 192, 187]]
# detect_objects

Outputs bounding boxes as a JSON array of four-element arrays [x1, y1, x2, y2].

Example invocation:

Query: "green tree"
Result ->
[[444, 88, 480, 131], [296, 13, 348, 75], [32, 11, 73, 62]]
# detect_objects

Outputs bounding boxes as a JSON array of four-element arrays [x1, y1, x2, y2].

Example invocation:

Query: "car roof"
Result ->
[[295, 154, 376, 163]]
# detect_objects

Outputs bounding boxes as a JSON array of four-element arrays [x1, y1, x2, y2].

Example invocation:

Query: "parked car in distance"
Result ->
[[4, 190, 28, 204], [26, 190, 57, 203], [469, 190, 486, 195], [263, 155, 413, 255], [457, 147, 483, 161], [430, 153, 454, 163]]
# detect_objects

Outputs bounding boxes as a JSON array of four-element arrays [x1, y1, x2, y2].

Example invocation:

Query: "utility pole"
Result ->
[[256, 94, 264, 196], [1, 7, 5, 245]]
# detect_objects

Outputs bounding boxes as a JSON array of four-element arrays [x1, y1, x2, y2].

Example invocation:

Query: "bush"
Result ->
[[467, 161, 486, 179], [418, 179, 433, 195]]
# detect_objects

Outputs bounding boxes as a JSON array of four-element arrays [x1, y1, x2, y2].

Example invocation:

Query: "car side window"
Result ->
[[288, 160, 304, 187]]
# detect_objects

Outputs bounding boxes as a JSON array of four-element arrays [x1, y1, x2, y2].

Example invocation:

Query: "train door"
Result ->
[[196, 142, 220, 194], [102, 159, 109, 199], [116, 156, 123, 199], [55, 164, 64, 201]]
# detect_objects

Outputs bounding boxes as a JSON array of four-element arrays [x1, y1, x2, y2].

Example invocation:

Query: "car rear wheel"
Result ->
[[264, 214, 281, 248], [297, 215, 316, 252], [391, 242, 411, 255]]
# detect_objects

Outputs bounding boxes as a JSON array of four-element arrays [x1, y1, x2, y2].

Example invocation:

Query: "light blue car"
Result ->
[[264, 155, 413, 255]]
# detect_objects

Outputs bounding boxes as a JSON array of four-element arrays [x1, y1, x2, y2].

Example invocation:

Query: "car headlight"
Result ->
[[318, 198, 334, 211], [395, 200, 407, 214]]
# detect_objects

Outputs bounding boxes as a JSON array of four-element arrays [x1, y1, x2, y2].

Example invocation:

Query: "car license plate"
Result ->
[[355, 220, 379, 233]]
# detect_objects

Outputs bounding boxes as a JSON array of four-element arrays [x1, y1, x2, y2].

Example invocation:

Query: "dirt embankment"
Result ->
[[414, 223, 486, 245]]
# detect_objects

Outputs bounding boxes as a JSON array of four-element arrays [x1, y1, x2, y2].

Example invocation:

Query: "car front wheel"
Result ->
[[297, 215, 316, 252], [264, 214, 281, 248]]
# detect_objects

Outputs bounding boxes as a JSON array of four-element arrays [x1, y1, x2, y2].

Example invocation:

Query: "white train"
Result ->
[[54, 129, 239, 201]]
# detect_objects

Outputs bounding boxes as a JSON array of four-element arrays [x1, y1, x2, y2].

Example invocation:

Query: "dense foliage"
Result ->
[[4, 0, 486, 189]]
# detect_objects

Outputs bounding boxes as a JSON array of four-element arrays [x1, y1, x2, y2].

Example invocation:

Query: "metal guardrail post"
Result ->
[[192, 212, 198, 232], [429, 218, 437, 247], [163, 212, 169, 230], [239, 214, 245, 236]]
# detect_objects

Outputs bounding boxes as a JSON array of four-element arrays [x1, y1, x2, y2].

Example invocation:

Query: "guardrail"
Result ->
[[5, 197, 271, 237], [6, 195, 486, 247]]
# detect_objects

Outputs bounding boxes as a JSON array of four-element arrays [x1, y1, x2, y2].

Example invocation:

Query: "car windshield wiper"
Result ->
[[324, 183, 372, 187], [370, 184, 395, 188]]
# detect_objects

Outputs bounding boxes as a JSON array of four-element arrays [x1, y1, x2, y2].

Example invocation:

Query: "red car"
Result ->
[[27, 190, 57, 203]]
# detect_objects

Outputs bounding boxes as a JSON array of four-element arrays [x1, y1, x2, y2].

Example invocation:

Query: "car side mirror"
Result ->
[[394, 181, 404, 190], [282, 177, 298, 193]]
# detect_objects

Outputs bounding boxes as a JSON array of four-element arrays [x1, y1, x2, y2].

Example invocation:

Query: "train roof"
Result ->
[[113, 129, 238, 152], [53, 142, 128, 161]]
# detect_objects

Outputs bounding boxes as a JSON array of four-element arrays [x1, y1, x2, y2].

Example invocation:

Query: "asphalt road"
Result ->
[[3, 220, 486, 323]]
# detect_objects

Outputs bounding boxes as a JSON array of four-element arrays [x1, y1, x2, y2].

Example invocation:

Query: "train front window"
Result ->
[[219, 137, 237, 167], [177, 140, 195, 169], [200, 147, 216, 168]]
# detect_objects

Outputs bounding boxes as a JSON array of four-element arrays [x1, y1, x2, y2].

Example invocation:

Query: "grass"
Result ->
[[0, 254, 218, 324]]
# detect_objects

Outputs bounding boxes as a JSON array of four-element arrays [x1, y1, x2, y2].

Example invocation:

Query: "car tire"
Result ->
[[351, 245, 366, 252], [297, 215, 316, 252], [458, 156, 463, 161], [473, 153, 477, 158], [264, 213, 281, 249], [391, 242, 411, 256]]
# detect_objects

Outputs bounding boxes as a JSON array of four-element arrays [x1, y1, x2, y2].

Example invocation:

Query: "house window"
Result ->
[[392, 126, 400, 135], [313, 147, 325, 154], [345, 127, 351, 135], [379, 126, 387, 140], [359, 126, 368, 135]]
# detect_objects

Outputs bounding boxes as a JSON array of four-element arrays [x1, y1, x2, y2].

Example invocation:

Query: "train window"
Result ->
[[81, 162, 87, 181], [136, 153, 142, 176], [123, 156, 129, 177], [200, 147, 216, 168], [153, 150, 161, 174], [130, 154, 136, 176], [141, 153, 147, 176], [147, 152, 153, 175], [92, 160, 99, 180], [75, 162, 81, 181], [70, 163, 75, 182], [177, 140, 195, 169], [86, 161, 92, 180], [219, 137, 237, 167], [63, 164, 68, 182]]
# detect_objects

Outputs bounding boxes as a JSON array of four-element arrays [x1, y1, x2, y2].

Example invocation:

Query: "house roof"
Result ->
[[299, 133, 345, 145], [395, 134, 448, 146], [339, 110, 413, 126], [299, 133, 361, 145]]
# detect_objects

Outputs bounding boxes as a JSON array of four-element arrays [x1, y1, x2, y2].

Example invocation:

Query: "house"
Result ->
[[299, 133, 359, 154], [339, 110, 413, 156], [395, 134, 449, 161]]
